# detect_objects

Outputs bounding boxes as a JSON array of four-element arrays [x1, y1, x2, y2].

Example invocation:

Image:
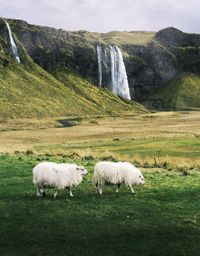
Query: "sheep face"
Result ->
[[76, 166, 88, 176], [138, 174, 145, 185]]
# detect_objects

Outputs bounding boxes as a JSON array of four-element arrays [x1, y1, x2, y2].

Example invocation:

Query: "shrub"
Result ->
[[89, 120, 98, 124], [82, 155, 95, 161], [25, 150, 34, 155]]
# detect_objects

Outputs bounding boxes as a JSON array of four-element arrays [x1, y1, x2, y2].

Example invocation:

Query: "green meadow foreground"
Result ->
[[0, 111, 200, 255]]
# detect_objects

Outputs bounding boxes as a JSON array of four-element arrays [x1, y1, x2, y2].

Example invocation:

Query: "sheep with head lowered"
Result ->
[[93, 161, 145, 194], [33, 162, 88, 198]]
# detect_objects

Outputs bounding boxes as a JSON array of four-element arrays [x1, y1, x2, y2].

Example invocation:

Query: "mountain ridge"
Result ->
[[0, 17, 200, 115]]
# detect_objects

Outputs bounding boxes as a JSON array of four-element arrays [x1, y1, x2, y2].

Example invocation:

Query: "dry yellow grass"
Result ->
[[0, 111, 200, 167], [93, 31, 155, 45]]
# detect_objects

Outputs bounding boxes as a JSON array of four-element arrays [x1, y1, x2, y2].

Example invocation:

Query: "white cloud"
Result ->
[[0, 0, 199, 33]]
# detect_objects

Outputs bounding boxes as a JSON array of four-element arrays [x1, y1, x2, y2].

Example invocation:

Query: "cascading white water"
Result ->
[[5, 21, 20, 63], [110, 46, 131, 100], [110, 46, 118, 95], [97, 44, 131, 100], [97, 44, 103, 87]]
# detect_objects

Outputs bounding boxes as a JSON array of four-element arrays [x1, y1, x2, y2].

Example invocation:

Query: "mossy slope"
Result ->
[[0, 59, 147, 119], [144, 73, 200, 110]]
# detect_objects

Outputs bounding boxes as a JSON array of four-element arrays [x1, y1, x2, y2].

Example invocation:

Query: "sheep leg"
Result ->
[[36, 187, 41, 197], [69, 188, 74, 197], [40, 188, 45, 197], [54, 191, 59, 199], [116, 183, 121, 193], [95, 183, 101, 194], [129, 185, 135, 194], [37, 186, 45, 197], [95, 183, 98, 193], [98, 187, 102, 195], [96, 183, 102, 195]]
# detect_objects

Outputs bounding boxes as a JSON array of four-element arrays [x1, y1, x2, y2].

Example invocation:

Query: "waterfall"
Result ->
[[5, 21, 20, 63], [110, 46, 131, 100], [97, 44, 103, 87], [110, 46, 118, 95], [97, 45, 131, 100]]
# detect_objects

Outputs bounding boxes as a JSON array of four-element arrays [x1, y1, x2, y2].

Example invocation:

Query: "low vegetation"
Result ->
[[94, 31, 155, 45], [0, 111, 200, 168], [145, 73, 200, 110], [0, 108, 200, 255], [0, 154, 200, 255], [0, 56, 145, 119]]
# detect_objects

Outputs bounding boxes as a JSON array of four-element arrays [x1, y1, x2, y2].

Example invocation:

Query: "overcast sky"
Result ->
[[0, 0, 199, 33]]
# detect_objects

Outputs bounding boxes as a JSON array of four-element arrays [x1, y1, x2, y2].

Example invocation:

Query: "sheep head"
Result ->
[[76, 166, 88, 176]]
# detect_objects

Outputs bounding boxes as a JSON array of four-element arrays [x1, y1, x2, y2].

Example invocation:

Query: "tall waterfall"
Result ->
[[110, 46, 131, 100], [97, 44, 131, 100], [97, 44, 103, 87], [5, 21, 20, 63]]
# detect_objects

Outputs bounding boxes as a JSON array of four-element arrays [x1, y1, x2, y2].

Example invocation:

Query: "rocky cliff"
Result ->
[[0, 18, 146, 119], [1, 18, 200, 111]]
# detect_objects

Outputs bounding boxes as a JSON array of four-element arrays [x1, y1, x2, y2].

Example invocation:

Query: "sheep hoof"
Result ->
[[42, 192, 46, 197]]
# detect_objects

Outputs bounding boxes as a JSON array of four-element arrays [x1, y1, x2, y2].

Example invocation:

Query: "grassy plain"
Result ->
[[0, 111, 200, 255], [0, 111, 200, 167]]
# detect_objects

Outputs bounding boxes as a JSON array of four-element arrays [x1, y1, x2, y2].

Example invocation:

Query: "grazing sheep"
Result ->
[[93, 161, 145, 194], [33, 162, 88, 198]]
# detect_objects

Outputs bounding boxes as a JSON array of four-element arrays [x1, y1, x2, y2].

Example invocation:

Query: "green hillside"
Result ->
[[144, 73, 200, 110], [0, 51, 145, 120], [0, 62, 146, 119]]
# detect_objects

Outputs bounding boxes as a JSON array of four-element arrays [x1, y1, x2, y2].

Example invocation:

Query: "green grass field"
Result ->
[[0, 112, 200, 255], [0, 154, 200, 256]]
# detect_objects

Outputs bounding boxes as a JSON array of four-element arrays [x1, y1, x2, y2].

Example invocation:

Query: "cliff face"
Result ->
[[122, 42, 178, 99], [1, 18, 200, 110], [0, 18, 146, 119], [5, 20, 98, 82]]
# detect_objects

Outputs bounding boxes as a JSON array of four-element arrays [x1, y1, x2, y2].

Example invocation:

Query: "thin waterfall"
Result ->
[[110, 46, 118, 95], [97, 44, 102, 87], [5, 20, 20, 63], [97, 44, 131, 100]]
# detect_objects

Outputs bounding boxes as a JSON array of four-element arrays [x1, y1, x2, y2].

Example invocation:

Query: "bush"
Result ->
[[82, 155, 95, 161], [25, 150, 34, 155], [100, 155, 117, 162], [89, 120, 98, 124]]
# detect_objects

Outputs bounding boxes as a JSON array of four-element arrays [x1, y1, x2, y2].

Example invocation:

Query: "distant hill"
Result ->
[[143, 73, 200, 110]]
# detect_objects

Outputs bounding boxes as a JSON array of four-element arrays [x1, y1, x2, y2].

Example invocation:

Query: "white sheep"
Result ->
[[93, 161, 145, 194], [33, 162, 88, 198]]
